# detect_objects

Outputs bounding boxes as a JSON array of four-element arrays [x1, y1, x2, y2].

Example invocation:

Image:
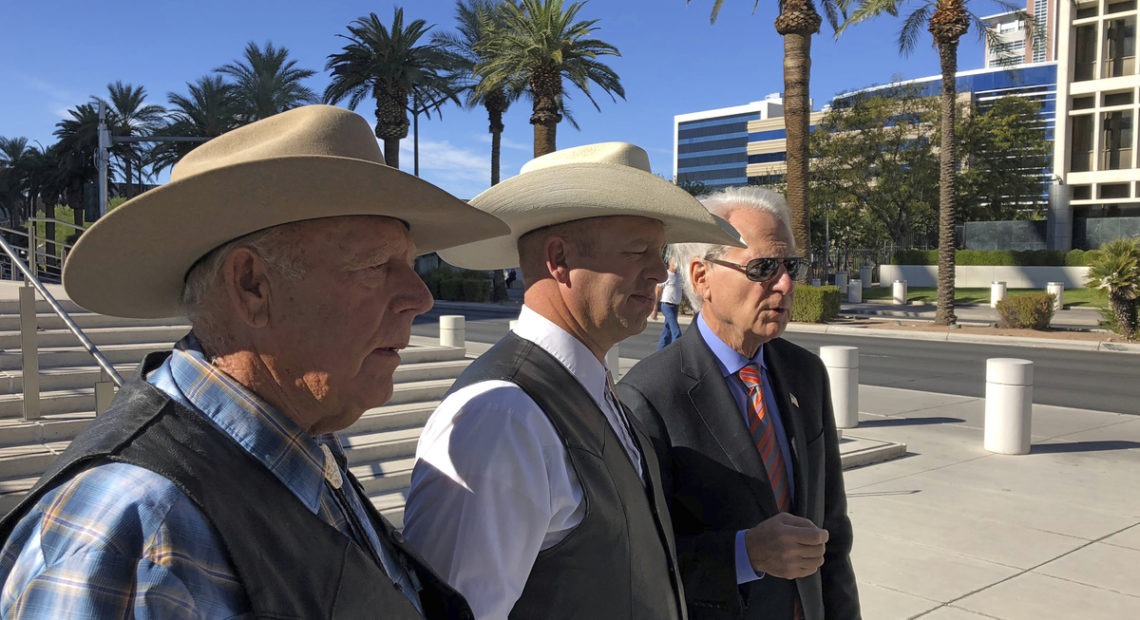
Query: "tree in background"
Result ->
[[955, 95, 1050, 222], [838, 0, 1016, 325], [53, 103, 101, 230], [217, 41, 318, 124], [433, 0, 518, 186], [1086, 237, 1140, 340], [324, 8, 461, 169], [98, 81, 166, 199], [810, 86, 940, 252], [695, 0, 845, 260], [476, 0, 624, 157], [151, 75, 240, 175]]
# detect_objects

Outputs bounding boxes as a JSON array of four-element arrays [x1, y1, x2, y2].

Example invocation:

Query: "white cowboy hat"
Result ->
[[437, 142, 742, 270], [63, 104, 508, 318]]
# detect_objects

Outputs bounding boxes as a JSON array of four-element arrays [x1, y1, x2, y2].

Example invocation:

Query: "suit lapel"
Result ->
[[679, 327, 780, 517], [763, 340, 809, 516]]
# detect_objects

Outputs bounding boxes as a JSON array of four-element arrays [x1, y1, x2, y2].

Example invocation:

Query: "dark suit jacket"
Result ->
[[617, 325, 860, 620]]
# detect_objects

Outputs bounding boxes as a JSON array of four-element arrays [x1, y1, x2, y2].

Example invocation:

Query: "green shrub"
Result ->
[[1064, 249, 1088, 266], [439, 279, 464, 301], [891, 249, 936, 265], [461, 278, 490, 302], [995, 293, 1055, 329], [792, 286, 840, 323]]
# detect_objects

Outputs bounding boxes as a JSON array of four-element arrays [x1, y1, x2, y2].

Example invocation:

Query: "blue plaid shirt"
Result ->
[[0, 334, 415, 618]]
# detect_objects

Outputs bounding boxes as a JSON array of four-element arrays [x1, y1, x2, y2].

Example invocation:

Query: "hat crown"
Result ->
[[520, 141, 650, 175], [172, 105, 385, 182]]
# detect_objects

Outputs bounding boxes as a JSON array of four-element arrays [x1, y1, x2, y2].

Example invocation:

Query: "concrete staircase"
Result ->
[[0, 292, 470, 527]]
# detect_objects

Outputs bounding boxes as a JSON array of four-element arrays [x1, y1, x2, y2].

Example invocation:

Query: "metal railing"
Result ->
[[0, 231, 121, 420]]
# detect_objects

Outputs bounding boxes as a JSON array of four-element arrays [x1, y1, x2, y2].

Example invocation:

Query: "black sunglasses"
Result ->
[[705, 256, 809, 282]]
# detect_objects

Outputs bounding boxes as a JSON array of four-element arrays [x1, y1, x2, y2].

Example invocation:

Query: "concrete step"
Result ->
[[0, 325, 190, 350], [0, 342, 158, 372], [0, 474, 41, 516], [351, 456, 415, 497], [351, 401, 439, 435], [340, 427, 421, 464], [0, 364, 141, 395], [370, 489, 411, 530], [0, 411, 94, 448], [0, 389, 94, 419], [0, 312, 188, 333], [0, 296, 85, 316]]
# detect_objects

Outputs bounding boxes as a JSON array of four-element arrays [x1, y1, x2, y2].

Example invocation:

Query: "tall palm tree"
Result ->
[[324, 8, 462, 169], [98, 81, 166, 199], [0, 137, 31, 225], [54, 103, 101, 227], [151, 75, 240, 174], [217, 41, 318, 123], [696, 0, 843, 265], [433, 0, 519, 186], [839, 0, 1004, 325], [476, 0, 624, 157]]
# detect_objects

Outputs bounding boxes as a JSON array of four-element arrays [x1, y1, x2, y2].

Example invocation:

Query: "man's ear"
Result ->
[[220, 248, 272, 328], [544, 235, 572, 285], [689, 257, 711, 301]]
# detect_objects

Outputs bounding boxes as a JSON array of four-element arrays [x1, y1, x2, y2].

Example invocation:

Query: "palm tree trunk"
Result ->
[[783, 31, 813, 256], [934, 40, 959, 326], [488, 101, 505, 186], [533, 121, 556, 158], [383, 138, 400, 169]]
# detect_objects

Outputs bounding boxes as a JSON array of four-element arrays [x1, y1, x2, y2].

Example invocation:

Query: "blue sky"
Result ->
[[1, 0, 1012, 200]]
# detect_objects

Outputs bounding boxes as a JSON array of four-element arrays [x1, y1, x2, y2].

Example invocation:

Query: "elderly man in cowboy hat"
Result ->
[[402, 142, 742, 620], [0, 105, 506, 618]]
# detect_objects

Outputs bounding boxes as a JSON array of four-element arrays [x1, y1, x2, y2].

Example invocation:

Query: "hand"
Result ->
[[743, 513, 829, 579]]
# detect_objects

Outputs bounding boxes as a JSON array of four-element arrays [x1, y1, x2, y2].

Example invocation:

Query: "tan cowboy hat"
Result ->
[[437, 142, 742, 270], [63, 104, 508, 319]]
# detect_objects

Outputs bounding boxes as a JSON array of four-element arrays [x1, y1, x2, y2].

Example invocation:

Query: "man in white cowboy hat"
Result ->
[[0, 105, 507, 619], [402, 142, 742, 620]]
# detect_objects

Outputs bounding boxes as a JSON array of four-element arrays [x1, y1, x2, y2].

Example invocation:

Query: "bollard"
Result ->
[[605, 345, 621, 380], [810, 278, 821, 287], [820, 346, 859, 428], [847, 280, 862, 303], [860, 265, 873, 288], [834, 271, 848, 295], [892, 280, 908, 305], [439, 315, 466, 351], [1046, 282, 1064, 311], [990, 281, 1007, 308], [984, 358, 1033, 455]]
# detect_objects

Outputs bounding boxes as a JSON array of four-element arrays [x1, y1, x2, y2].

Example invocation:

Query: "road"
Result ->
[[413, 306, 1139, 415]]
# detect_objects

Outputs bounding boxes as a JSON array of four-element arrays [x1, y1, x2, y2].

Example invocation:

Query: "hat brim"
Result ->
[[63, 155, 508, 318], [437, 163, 742, 270]]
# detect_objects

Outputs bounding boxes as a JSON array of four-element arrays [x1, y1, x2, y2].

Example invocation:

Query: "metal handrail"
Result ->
[[0, 234, 123, 386]]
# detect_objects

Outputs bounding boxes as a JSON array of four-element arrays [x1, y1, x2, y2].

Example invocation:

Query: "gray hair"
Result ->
[[181, 225, 307, 323], [672, 186, 793, 312]]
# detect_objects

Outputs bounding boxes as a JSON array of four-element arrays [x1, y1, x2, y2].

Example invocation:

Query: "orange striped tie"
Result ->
[[738, 364, 791, 513]]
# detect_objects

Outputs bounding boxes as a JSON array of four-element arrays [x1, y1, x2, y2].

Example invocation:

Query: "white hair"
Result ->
[[672, 186, 793, 312]]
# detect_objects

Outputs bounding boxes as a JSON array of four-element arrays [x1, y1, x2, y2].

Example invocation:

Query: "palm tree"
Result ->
[[152, 75, 240, 174], [217, 41, 318, 123], [696, 0, 843, 260], [433, 0, 519, 185], [53, 103, 101, 228], [1087, 238, 1140, 340], [324, 8, 462, 169], [0, 137, 31, 226], [476, 0, 624, 157], [98, 81, 166, 199], [838, 0, 1004, 325]]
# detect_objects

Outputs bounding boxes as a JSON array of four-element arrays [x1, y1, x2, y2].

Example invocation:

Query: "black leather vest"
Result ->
[[448, 333, 686, 620], [0, 352, 470, 620]]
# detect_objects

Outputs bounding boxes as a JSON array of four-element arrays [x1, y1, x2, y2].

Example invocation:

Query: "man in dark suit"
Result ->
[[617, 186, 861, 620]]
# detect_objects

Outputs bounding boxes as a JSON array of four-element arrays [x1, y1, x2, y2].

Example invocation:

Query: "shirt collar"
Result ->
[[696, 313, 767, 379], [159, 334, 332, 513], [514, 305, 611, 410]]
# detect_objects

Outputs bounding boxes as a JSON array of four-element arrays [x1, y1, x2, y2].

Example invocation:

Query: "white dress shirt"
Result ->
[[403, 306, 643, 620]]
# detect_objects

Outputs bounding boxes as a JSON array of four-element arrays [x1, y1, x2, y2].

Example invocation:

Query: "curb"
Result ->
[[783, 322, 1140, 354]]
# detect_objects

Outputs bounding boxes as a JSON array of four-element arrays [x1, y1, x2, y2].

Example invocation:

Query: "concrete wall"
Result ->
[[880, 265, 1090, 289]]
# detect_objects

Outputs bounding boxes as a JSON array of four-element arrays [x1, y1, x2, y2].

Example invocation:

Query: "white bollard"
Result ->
[[990, 281, 1007, 308], [860, 265, 873, 288], [820, 346, 859, 428], [834, 271, 848, 295], [439, 315, 466, 351], [892, 280, 908, 305], [605, 345, 621, 380], [847, 280, 863, 303], [984, 358, 1033, 455], [1046, 282, 1064, 311]]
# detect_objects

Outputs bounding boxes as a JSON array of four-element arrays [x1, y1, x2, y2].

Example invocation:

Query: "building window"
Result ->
[[1071, 114, 1095, 172], [1073, 95, 1096, 110], [1104, 90, 1135, 106], [1074, 24, 1097, 81], [1107, 0, 1137, 15], [1072, 185, 1093, 200], [1098, 183, 1130, 198], [1103, 17, 1136, 78], [1101, 110, 1133, 170]]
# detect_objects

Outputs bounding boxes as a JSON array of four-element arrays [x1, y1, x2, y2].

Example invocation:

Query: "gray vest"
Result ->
[[449, 333, 686, 619]]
